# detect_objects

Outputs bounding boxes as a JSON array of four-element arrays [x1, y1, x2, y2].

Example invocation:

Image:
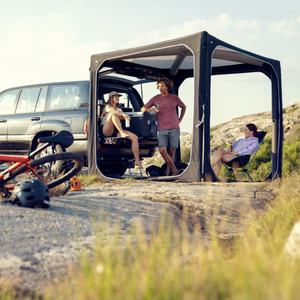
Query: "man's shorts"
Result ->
[[157, 128, 180, 149]]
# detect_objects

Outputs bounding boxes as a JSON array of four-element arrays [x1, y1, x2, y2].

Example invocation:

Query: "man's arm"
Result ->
[[141, 97, 156, 113], [141, 106, 157, 114], [178, 104, 186, 123], [141, 106, 149, 112]]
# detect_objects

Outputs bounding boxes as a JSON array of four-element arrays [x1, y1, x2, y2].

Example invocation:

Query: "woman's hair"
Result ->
[[246, 123, 263, 142], [100, 94, 120, 118], [157, 77, 173, 91], [108, 95, 120, 107]]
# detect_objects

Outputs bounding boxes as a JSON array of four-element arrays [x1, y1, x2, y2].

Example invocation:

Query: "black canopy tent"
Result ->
[[88, 31, 283, 182]]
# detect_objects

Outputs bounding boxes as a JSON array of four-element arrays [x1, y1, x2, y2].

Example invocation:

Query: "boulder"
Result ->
[[284, 220, 300, 259]]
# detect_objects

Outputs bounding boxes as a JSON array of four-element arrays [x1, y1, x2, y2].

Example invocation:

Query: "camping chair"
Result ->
[[222, 131, 267, 182]]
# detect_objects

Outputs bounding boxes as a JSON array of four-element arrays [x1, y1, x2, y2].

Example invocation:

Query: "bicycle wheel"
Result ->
[[36, 143, 63, 157], [6, 152, 84, 189]]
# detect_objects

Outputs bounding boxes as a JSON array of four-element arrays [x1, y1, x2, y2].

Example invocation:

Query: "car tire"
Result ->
[[36, 143, 64, 158], [99, 165, 127, 177]]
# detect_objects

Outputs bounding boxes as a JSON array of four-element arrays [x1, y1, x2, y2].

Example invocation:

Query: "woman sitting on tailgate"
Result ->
[[100, 91, 143, 169]]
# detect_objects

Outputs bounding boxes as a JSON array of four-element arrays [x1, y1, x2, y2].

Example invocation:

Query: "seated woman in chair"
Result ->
[[211, 123, 262, 176], [100, 91, 143, 169]]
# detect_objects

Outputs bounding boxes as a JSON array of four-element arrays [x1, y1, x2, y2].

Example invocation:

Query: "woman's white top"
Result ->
[[100, 106, 123, 126]]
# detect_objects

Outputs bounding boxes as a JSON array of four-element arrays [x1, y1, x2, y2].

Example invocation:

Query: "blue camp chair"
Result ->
[[222, 131, 267, 182]]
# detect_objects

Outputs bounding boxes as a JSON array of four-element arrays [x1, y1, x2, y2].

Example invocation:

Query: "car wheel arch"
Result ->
[[31, 131, 56, 152]]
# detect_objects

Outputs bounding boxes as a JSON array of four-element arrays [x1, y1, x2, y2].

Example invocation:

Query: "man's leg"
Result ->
[[159, 146, 179, 176], [157, 129, 179, 176], [167, 128, 180, 176], [166, 148, 177, 176]]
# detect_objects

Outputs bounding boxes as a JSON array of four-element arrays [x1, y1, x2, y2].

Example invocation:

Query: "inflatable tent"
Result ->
[[88, 31, 283, 182]]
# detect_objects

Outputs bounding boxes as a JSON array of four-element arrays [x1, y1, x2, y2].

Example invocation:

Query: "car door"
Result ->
[[0, 89, 20, 152], [7, 87, 46, 153]]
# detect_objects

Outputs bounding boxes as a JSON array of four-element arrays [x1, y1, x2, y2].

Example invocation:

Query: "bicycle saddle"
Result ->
[[38, 130, 74, 149]]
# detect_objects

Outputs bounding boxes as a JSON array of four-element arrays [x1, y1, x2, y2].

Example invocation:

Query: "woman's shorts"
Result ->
[[100, 125, 117, 137], [157, 128, 180, 149]]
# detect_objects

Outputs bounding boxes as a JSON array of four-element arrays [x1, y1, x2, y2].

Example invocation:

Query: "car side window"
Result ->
[[16, 88, 41, 113], [47, 84, 80, 110], [36, 87, 47, 112], [0, 90, 19, 114]]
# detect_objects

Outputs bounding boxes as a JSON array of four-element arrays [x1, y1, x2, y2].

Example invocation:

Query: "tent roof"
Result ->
[[91, 32, 271, 79], [115, 46, 264, 70]]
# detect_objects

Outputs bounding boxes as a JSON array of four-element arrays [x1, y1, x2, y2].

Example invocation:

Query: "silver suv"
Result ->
[[0, 81, 89, 162]]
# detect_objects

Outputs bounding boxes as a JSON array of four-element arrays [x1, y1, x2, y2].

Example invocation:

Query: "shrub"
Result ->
[[180, 146, 191, 164]]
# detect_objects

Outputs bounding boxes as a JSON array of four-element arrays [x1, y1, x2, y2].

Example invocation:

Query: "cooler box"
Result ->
[[122, 112, 157, 138]]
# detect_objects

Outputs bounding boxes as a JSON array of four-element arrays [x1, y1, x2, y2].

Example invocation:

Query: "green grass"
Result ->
[[34, 174, 300, 300], [77, 173, 109, 185], [180, 146, 191, 164], [77, 174, 138, 186], [283, 105, 298, 114], [282, 125, 300, 176]]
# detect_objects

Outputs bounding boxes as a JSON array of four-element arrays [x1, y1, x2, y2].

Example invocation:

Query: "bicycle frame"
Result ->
[[0, 142, 53, 187], [0, 130, 79, 200]]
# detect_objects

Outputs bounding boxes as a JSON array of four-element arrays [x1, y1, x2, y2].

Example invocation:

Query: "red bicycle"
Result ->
[[0, 130, 84, 199]]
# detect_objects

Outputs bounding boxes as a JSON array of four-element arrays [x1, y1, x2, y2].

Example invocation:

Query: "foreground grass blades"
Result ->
[[35, 175, 300, 300]]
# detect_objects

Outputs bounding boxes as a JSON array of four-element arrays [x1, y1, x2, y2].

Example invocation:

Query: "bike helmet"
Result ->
[[10, 179, 50, 208]]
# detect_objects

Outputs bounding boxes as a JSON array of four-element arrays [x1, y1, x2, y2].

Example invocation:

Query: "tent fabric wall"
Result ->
[[88, 31, 283, 182]]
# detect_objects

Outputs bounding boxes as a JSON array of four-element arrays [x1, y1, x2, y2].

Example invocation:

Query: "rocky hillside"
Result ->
[[180, 101, 300, 152]]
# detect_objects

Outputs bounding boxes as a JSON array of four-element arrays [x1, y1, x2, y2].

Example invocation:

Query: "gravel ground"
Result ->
[[0, 186, 182, 296], [0, 181, 275, 296]]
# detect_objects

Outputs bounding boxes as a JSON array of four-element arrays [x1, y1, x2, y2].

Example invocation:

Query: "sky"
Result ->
[[0, 0, 299, 133]]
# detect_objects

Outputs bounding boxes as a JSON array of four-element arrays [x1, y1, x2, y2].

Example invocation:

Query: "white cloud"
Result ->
[[120, 14, 260, 49], [268, 16, 300, 37], [215, 13, 232, 28], [61, 1, 83, 8], [50, 13, 74, 19]]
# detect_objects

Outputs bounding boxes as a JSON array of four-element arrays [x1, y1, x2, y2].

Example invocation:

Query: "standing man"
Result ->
[[141, 77, 186, 176]]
